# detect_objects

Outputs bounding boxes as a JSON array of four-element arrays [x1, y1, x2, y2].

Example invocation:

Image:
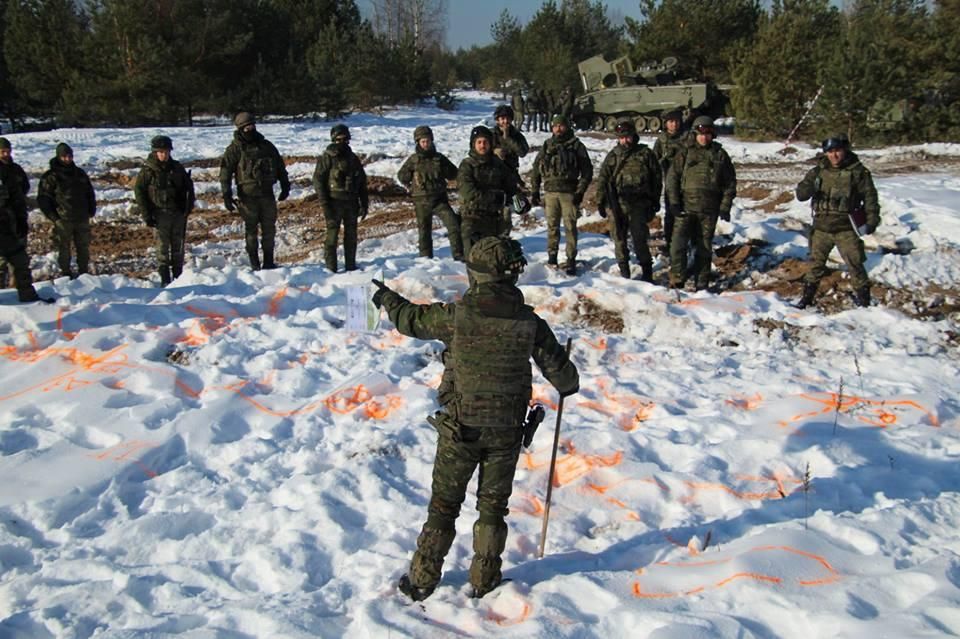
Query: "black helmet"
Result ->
[[662, 109, 683, 122], [615, 119, 636, 136], [822, 133, 849, 151], [234, 112, 255, 129], [693, 115, 715, 134], [330, 124, 351, 141], [467, 236, 527, 285], [151, 135, 173, 150], [413, 125, 433, 142], [494, 104, 514, 120], [469, 125, 493, 146]]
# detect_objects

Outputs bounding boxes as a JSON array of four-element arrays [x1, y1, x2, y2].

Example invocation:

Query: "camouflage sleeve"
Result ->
[[218, 143, 239, 192], [648, 149, 663, 208], [652, 137, 664, 164], [381, 289, 455, 342], [37, 172, 57, 218], [529, 148, 543, 194], [457, 159, 481, 209], [397, 154, 415, 187], [858, 167, 880, 226], [795, 166, 819, 202], [719, 151, 736, 215], [594, 150, 616, 208], [441, 154, 458, 181], [575, 140, 593, 196], [312, 155, 332, 209], [133, 168, 152, 219], [531, 317, 579, 396], [507, 130, 529, 158], [271, 142, 290, 191], [357, 160, 369, 210], [665, 148, 685, 208]]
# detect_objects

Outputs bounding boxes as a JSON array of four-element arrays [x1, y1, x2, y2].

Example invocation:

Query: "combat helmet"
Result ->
[[330, 124, 351, 141], [469, 125, 493, 146], [822, 133, 849, 151], [614, 119, 637, 136], [692, 115, 715, 133], [151, 135, 173, 150], [0, 137, 10, 150], [467, 236, 527, 285], [234, 112, 255, 129], [413, 125, 433, 142]]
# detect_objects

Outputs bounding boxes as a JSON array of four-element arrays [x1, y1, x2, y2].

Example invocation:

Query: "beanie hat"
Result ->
[[151, 135, 173, 150], [234, 112, 255, 129], [414, 125, 433, 142], [0, 138, 10, 150], [56, 142, 74, 157], [469, 125, 493, 146]]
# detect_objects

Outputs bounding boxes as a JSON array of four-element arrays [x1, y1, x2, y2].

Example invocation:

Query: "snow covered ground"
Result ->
[[0, 93, 959, 638]]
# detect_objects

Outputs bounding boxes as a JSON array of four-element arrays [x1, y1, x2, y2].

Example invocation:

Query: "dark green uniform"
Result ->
[[796, 151, 879, 294], [457, 151, 518, 259], [653, 128, 692, 252], [665, 140, 736, 289], [530, 129, 593, 267], [313, 142, 368, 271], [397, 144, 462, 260], [0, 158, 29, 289], [377, 238, 579, 599], [492, 123, 529, 234], [219, 129, 289, 270], [0, 179, 41, 302], [38, 154, 97, 278], [135, 154, 196, 285], [511, 91, 526, 131], [595, 138, 662, 279]]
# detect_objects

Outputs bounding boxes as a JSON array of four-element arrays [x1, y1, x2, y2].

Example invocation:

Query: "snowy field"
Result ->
[[0, 93, 959, 638]]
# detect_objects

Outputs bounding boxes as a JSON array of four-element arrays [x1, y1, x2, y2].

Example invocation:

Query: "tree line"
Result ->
[[1, 0, 957, 144]]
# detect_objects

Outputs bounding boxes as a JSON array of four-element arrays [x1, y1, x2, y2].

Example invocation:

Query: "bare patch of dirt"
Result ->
[[575, 294, 624, 333]]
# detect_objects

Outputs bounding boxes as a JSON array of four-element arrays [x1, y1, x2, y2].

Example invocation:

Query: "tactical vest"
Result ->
[[236, 143, 277, 196], [814, 165, 857, 217], [451, 305, 537, 428], [615, 148, 653, 197], [461, 156, 507, 215], [146, 162, 190, 214], [539, 138, 581, 188], [327, 154, 362, 199], [411, 154, 448, 199], [679, 145, 724, 212]]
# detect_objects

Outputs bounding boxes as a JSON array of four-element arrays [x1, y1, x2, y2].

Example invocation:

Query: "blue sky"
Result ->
[[446, 0, 640, 50]]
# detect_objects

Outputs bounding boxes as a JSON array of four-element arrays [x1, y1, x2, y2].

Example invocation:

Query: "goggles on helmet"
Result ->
[[822, 137, 847, 152], [695, 123, 715, 135]]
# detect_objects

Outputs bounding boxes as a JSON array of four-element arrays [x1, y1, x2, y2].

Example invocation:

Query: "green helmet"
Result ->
[[551, 114, 570, 127], [467, 236, 527, 285], [151, 135, 173, 150], [330, 124, 350, 141], [692, 115, 715, 132], [413, 125, 433, 142], [234, 112, 255, 128]]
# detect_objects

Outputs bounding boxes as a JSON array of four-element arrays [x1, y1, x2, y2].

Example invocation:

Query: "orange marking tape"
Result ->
[[583, 336, 607, 350], [726, 393, 763, 410], [88, 441, 159, 479], [777, 392, 939, 430], [364, 395, 403, 419], [325, 384, 374, 414], [633, 544, 840, 598], [530, 385, 558, 410], [267, 287, 288, 316], [511, 493, 544, 516], [485, 599, 532, 626]]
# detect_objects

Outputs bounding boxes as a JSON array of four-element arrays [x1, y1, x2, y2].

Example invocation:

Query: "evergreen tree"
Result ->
[[489, 9, 521, 95]]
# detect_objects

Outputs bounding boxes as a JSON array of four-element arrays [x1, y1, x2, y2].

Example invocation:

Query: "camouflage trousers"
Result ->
[[803, 228, 869, 289], [324, 199, 359, 272], [609, 200, 654, 267], [669, 211, 718, 287], [238, 195, 278, 269], [154, 212, 187, 276], [408, 423, 523, 594], [460, 212, 506, 261], [414, 198, 463, 260], [52, 217, 91, 277], [544, 192, 579, 264]]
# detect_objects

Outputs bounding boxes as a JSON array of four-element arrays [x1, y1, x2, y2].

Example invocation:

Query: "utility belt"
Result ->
[[426, 404, 545, 447]]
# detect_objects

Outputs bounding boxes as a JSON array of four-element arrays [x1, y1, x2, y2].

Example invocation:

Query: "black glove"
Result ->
[[359, 206, 368, 221], [146, 215, 157, 228], [598, 205, 607, 218], [278, 184, 290, 201], [223, 190, 236, 212], [668, 204, 683, 217], [371, 279, 389, 309], [719, 209, 731, 222], [573, 192, 584, 207], [531, 193, 541, 207], [560, 384, 579, 398], [864, 223, 876, 235]]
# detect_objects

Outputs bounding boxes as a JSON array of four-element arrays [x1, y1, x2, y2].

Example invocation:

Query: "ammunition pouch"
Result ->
[[427, 411, 480, 443]]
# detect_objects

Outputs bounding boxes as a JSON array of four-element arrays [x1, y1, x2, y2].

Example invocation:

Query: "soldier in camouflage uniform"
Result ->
[[38, 143, 97, 279], [795, 134, 880, 308], [371, 236, 579, 601], [665, 116, 736, 291], [653, 109, 692, 255], [595, 120, 662, 281], [492, 105, 530, 235], [313, 124, 369, 272], [397, 125, 463, 260], [219, 112, 290, 270], [530, 115, 593, 275], [0, 137, 30, 290], [511, 89, 526, 132], [0, 146, 46, 303], [525, 88, 541, 133], [457, 126, 520, 259], [134, 136, 196, 286]]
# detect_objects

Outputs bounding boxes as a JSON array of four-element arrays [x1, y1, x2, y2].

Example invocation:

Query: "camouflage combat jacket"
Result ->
[[397, 145, 458, 201], [38, 158, 96, 222], [312, 143, 368, 210], [666, 141, 736, 216], [0, 160, 29, 236], [796, 151, 879, 234], [653, 129, 692, 176], [595, 141, 662, 210], [492, 125, 529, 172], [134, 155, 195, 222], [530, 130, 592, 195], [457, 151, 519, 218], [219, 130, 289, 200]]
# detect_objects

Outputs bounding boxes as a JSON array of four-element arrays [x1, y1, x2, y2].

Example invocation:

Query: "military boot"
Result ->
[[262, 248, 277, 270], [640, 263, 653, 283], [159, 266, 172, 287], [247, 250, 261, 271], [618, 261, 631, 278], [547, 253, 558, 267], [171, 263, 183, 280], [398, 574, 434, 602], [796, 282, 818, 309], [405, 525, 455, 600], [469, 519, 508, 598], [0, 267, 9, 290], [854, 286, 871, 307]]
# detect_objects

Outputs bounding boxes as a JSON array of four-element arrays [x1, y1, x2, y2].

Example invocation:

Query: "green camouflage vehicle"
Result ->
[[572, 55, 730, 133]]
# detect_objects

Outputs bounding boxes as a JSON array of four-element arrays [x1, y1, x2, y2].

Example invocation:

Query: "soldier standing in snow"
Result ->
[[653, 109, 692, 256], [492, 104, 530, 236], [38, 143, 97, 279], [134, 136, 196, 286], [397, 125, 463, 260], [457, 125, 520, 259], [371, 236, 579, 601], [0, 137, 30, 290], [313, 124, 368, 272], [795, 134, 880, 308], [219, 112, 290, 270]]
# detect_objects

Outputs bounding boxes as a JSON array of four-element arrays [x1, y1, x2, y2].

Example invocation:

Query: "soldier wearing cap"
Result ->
[[312, 124, 368, 272], [653, 109, 693, 255], [665, 115, 737, 291], [457, 125, 520, 259], [397, 125, 463, 260], [595, 120, 662, 281], [38, 142, 97, 279], [530, 114, 593, 275], [370, 236, 579, 602], [134, 136, 196, 286], [795, 133, 880, 308], [492, 104, 529, 236], [0, 137, 30, 290], [219, 112, 290, 270]]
